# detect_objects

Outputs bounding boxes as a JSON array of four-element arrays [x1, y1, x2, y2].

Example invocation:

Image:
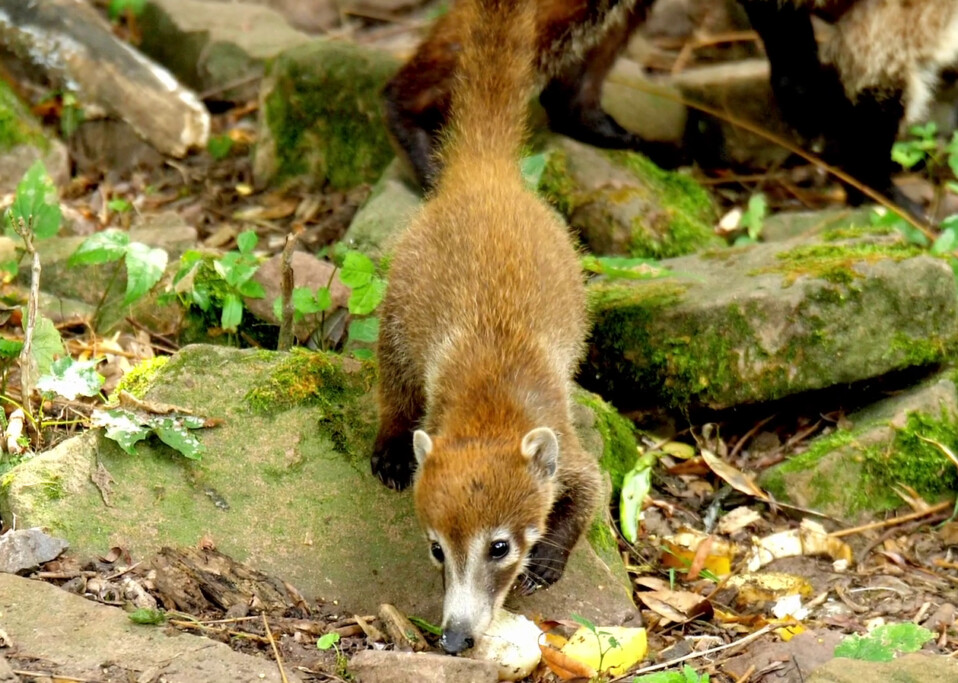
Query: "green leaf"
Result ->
[[292, 286, 332, 317], [207, 135, 234, 160], [348, 278, 385, 315], [339, 251, 376, 289], [932, 228, 958, 255], [221, 292, 243, 331], [620, 452, 656, 543], [407, 616, 442, 636], [108, 0, 146, 19], [350, 348, 374, 360], [237, 279, 265, 299], [521, 152, 547, 189], [741, 193, 767, 240], [92, 408, 152, 455], [27, 315, 64, 375], [154, 416, 206, 460], [834, 622, 934, 662], [317, 632, 341, 650], [236, 230, 258, 255], [129, 608, 166, 625], [0, 337, 23, 359], [348, 316, 379, 343], [36, 357, 105, 399], [7, 160, 62, 240], [571, 614, 597, 633], [69, 229, 129, 266], [123, 242, 168, 306], [107, 198, 132, 213], [582, 255, 672, 281], [892, 142, 927, 169]]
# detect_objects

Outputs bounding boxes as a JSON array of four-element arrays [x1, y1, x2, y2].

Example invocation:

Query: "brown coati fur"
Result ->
[[385, 0, 958, 211], [370, 0, 601, 656]]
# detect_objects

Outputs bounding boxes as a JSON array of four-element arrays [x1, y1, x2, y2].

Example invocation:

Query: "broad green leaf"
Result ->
[[92, 408, 152, 455], [36, 357, 104, 399], [237, 279, 265, 299], [207, 135, 233, 160], [932, 228, 958, 255], [317, 632, 340, 650], [69, 229, 129, 266], [348, 278, 385, 315], [27, 315, 64, 375], [129, 608, 165, 625], [339, 251, 376, 289], [236, 230, 258, 254], [834, 622, 934, 662], [620, 452, 656, 543], [348, 316, 379, 343], [350, 348, 374, 360], [154, 417, 206, 460], [582, 255, 672, 281], [292, 286, 331, 317], [123, 242, 168, 305], [741, 193, 767, 240], [0, 337, 23, 358], [891, 142, 926, 169], [221, 292, 243, 331], [521, 153, 547, 189], [7, 160, 62, 240]]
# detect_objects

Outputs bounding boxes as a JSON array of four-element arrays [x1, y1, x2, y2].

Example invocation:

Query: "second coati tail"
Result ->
[[371, 0, 601, 657]]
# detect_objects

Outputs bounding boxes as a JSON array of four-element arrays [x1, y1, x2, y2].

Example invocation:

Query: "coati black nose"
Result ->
[[440, 629, 475, 654]]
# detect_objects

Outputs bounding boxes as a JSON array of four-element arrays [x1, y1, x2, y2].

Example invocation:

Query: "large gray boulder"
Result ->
[[0, 345, 637, 626]]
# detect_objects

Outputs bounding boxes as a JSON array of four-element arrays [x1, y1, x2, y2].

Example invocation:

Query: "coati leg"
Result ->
[[538, 1, 686, 169], [370, 331, 425, 491], [737, 0, 844, 140], [517, 446, 600, 594]]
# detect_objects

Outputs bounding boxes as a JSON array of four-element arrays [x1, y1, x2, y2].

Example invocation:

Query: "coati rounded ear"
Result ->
[[521, 427, 558, 480], [413, 430, 434, 466]]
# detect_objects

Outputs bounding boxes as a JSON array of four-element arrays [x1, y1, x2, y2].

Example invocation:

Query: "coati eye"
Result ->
[[430, 542, 445, 563], [489, 540, 510, 560]]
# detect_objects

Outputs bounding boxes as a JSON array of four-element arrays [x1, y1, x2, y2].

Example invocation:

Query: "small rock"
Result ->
[[69, 119, 164, 178], [342, 160, 421, 261], [254, 39, 399, 190], [601, 59, 687, 145], [139, 0, 312, 101], [247, 0, 339, 33], [539, 136, 719, 259], [0, 80, 69, 193], [761, 372, 958, 520], [349, 650, 498, 683], [0, 528, 69, 574], [808, 653, 958, 683]]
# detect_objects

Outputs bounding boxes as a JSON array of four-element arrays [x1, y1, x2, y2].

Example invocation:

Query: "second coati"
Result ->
[[385, 0, 958, 210], [370, 0, 601, 656]]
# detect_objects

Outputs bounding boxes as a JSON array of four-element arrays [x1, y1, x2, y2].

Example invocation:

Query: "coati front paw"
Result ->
[[370, 434, 416, 491], [515, 541, 570, 595]]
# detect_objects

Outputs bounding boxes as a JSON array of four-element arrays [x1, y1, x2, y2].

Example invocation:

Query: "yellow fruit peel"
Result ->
[[560, 626, 648, 676]]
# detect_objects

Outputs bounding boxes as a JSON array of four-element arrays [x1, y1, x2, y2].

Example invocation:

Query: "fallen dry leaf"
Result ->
[[638, 589, 712, 624], [726, 572, 814, 609], [746, 519, 852, 571], [701, 449, 768, 501], [540, 642, 597, 680], [717, 506, 763, 535]]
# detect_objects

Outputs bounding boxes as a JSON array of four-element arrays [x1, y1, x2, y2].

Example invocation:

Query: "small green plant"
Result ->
[[834, 622, 934, 662], [572, 614, 621, 675], [69, 229, 168, 324], [59, 92, 84, 138], [272, 248, 384, 356], [108, 0, 146, 20], [735, 193, 767, 246], [317, 631, 352, 680], [129, 608, 166, 625], [891, 122, 958, 199], [207, 135, 234, 160], [168, 230, 265, 334], [107, 198, 133, 214], [633, 665, 710, 683], [91, 406, 209, 460]]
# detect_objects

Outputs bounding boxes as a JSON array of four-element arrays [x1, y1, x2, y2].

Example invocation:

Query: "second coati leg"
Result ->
[[737, 0, 844, 139], [370, 333, 425, 491], [538, 2, 686, 169]]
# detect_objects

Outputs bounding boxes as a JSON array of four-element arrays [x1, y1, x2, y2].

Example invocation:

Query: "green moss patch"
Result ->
[[753, 241, 921, 286], [0, 81, 48, 153], [262, 40, 399, 189], [112, 357, 170, 400], [574, 391, 640, 492]]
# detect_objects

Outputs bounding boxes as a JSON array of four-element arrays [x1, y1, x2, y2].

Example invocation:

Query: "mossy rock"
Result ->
[[254, 39, 399, 190], [1, 345, 638, 625], [538, 136, 720, 259], [0, 80, 67, 193], [582, 233, 958, 410], [761, 373, 958, 520]]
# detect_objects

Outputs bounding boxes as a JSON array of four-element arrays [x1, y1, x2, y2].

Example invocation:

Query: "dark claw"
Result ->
[[370, 434, 416, 491], [515, 541, 569, 595]]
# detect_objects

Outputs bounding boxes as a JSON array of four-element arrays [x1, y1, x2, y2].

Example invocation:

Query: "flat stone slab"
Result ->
[[350, 650, 497, 683], [584, 232, 958, 409], [1, 345, 636, 628], [0, 573, 301, 682], [808, 653, 958, 683]]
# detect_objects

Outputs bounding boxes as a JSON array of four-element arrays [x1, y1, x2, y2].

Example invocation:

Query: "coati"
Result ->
[[384, 0, 958, 210], [370, 0, 601, 656]]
